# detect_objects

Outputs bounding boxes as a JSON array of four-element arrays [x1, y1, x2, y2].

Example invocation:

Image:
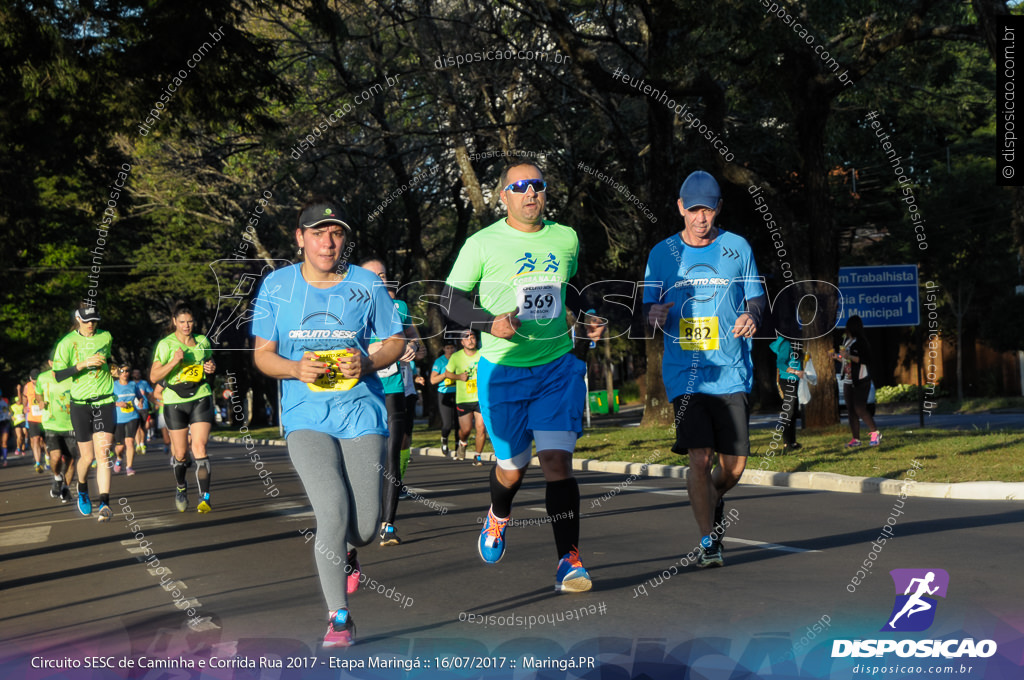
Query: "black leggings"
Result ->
[[381, 392, 408, 525], [437, 391, 456, 439], [844, 380, 877, 440]]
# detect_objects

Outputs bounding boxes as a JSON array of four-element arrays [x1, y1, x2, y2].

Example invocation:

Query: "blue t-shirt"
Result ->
[[643, 230, 764, 397], [112, 381, 141, 424], [431, 356, 455, 394], [251, 263, 403, 439], [135, 379, 153, 410]]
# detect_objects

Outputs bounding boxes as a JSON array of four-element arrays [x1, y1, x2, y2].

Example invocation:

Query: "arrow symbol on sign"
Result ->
[[906, 295, 913, 313]]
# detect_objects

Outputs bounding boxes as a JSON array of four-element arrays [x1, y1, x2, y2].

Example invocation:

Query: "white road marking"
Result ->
[[0, 526, 51, 546], [723, 537, 820, 553]]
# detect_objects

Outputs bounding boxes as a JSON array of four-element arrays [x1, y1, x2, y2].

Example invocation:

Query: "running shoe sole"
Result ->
[[197, 499, 212, 513], [697, 545, 725, 568], [555, 571, 593, 593], [97, 504, 112, 522]]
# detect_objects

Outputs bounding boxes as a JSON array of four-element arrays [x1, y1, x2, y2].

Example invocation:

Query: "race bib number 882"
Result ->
[[678, 316, 719, 351]]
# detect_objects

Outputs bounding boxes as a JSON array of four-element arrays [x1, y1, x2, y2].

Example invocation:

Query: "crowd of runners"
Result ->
[[0, 162, 880, 649]]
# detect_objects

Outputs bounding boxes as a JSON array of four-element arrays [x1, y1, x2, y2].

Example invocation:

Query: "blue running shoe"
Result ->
[[554, 548, 593, 592], [478, 508, 509, 564], [97, 503, 112, 522], [77, 489, 92, 516]]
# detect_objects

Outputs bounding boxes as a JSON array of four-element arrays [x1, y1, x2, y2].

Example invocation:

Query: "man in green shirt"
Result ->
[[38, 359, 78, 503], [443, 162, 604, 593], [444, 329, 487, 464]]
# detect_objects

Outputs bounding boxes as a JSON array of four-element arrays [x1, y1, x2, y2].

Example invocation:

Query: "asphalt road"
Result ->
[[1, 439, 1022, 679]]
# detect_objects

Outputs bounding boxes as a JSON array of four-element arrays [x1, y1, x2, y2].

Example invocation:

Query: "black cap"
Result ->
[[77, 305, 100, 322], [298, 202, 352, 234]]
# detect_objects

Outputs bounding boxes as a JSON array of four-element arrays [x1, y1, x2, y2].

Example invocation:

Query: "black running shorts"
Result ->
[[114, 418, 140, 445], [70, 402, 116, 443], [456, 401, 481, 417], [164, 395, 215, 430], [671, 392, 750, 457]]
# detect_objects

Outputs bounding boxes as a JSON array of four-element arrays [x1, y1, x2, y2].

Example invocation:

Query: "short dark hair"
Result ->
[[499, 162, 544, 191]]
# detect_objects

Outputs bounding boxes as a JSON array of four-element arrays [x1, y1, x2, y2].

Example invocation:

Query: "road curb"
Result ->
[[210, 437, 1024, 501]]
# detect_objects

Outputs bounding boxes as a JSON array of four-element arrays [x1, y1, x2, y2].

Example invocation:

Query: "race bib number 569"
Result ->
[[516, 282, 561, 322]]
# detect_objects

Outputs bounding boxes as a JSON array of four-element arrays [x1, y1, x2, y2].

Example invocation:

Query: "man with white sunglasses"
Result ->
[[442, 162, 604, 593]]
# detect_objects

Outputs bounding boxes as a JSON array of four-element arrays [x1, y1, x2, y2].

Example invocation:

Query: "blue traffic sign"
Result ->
[[837, 265, 920, 328]]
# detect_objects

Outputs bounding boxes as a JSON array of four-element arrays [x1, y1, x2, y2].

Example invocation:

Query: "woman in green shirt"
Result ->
[[51, 304, 116, 522], [149, 302, 217, 513]]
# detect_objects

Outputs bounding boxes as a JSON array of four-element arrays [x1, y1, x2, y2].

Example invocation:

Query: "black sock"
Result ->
[[546, 478, 581, 559], [489, 465, 523, 518], [100, 493, 110, 506], [173, 460, 188, 486], [79, 479, 89, 495]]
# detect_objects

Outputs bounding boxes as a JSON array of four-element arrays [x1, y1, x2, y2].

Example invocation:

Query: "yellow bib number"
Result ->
[[180, 364, 204, 383], [309, 350, 360, 392], [679, 316, 719, 351], [120, 403, 134, 414]]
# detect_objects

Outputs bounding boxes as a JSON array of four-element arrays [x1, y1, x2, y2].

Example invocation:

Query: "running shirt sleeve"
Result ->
[[51, 331, 115, 403]]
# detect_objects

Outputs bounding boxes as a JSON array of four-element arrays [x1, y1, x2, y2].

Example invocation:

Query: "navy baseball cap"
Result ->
[[679, 171, 721, 210], [76, 305, 100, 322], [297, 201, 352, 234]]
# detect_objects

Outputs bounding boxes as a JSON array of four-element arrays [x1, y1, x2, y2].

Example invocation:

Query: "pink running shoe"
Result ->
[[323, 609, 355, 648]]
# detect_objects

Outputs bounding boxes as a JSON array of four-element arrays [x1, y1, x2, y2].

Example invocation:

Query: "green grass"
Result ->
[[216, 421, 1024, 483]]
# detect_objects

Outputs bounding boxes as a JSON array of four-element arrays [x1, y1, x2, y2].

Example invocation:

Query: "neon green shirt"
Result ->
[[445, 349, 482, 404], [446, 219, 578, 367], [154, 333, 213, 405], [52, 330, 115, 403], [38, 369, 73, 433]]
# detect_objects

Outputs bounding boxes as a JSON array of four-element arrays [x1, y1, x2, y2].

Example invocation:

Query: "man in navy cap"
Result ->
[[643, 170, 766, 567]]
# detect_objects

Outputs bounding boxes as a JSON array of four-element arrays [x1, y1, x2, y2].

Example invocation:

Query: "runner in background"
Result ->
[[112, 364, 141, 475], [24, 370, 47, 473], [429, 340, 458, 457], [132, 368, 153, 454], [361, 258, 425, 547], [38, 358, 77, 502], [150, 302, 217, 513], [444, 330, 487, 465], [0, 388, 11, 465]]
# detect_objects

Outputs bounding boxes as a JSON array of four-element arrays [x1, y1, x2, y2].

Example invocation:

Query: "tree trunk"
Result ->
[[641, 335, 673, 426]]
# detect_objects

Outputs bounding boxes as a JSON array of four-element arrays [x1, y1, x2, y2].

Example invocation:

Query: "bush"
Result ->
[[875, 384, 924, 404]]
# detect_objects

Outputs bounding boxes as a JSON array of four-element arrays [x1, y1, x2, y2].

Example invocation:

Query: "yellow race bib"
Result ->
[[679, 316, 719, 351], [309, 350, 360, 392], [179, 363, 204, 383]]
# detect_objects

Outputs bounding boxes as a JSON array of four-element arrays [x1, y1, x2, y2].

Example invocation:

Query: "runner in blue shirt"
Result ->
[[131, 368, 153, 453], [644, 170, 766, 568], [429, 340, 458, 456], [111, 365, 142, 475], [252, 198, 404, 648]]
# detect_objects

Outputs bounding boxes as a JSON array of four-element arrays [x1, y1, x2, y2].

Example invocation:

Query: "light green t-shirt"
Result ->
[[52, 330, 114, 403], [446, 219, 578, 367], [154, 334, 213, 405], [445, 349, 482, 404], [38, 369, 73, 433]]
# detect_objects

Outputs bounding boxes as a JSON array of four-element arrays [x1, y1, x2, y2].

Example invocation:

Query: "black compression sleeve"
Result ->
[[441, 284, 496, 333], [54, 367, 78, 382], [746, 295, 767, 329]]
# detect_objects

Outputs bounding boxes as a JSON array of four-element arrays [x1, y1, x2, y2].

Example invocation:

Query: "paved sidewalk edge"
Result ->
[[210, 437, 1024, 502]]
